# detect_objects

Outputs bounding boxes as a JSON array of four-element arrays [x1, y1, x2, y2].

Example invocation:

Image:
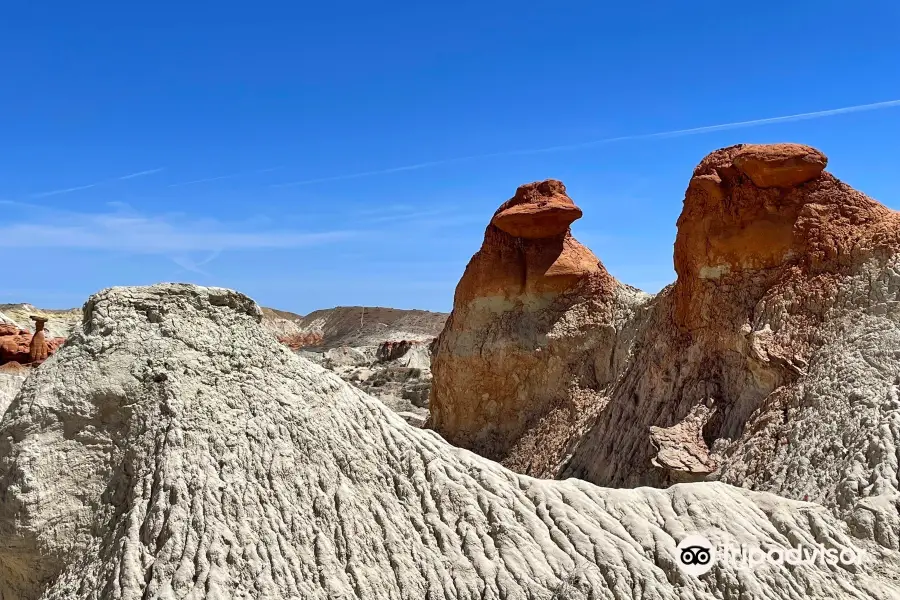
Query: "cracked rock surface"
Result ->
[[1, 284, 899, 599]]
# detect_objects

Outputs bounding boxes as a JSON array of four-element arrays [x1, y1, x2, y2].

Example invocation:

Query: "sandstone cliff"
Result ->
[[1, 284, 898, 599], [431, 143, 900, 554]]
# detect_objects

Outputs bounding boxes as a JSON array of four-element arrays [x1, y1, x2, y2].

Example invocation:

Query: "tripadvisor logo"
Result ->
[[675, 534, 865, 576], [676, 535, 716, 576]]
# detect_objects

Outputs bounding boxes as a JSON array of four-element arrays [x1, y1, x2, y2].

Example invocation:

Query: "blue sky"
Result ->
[[2, 2, 899, 313]]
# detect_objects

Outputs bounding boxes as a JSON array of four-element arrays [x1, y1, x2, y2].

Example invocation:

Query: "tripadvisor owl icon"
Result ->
[[676, 534, 716, 576]]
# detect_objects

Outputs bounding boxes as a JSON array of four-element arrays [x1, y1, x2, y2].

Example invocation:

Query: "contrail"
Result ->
[[31, 182, 101, 199], [117, 168, 165, 180], [168, 167, 282, 188], [271, 98, 900, 188], [31, 167, 165, 198]]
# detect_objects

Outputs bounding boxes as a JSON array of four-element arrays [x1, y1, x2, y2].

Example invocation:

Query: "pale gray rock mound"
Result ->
[[0, 371, 26, 416], [1, 284, 899, 599]]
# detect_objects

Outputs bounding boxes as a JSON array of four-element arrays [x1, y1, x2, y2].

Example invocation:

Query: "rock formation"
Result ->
[[280, 306, 447, 350], [0, 320, 65, 366], [28, 316, 49, 363], [310, 340, 434, 421], [1, 283, 899, 599], [277, 331, 325, 349], [429, 180, 649, 476], [432, 143, 900, 554], [375, 339, 418, 362]]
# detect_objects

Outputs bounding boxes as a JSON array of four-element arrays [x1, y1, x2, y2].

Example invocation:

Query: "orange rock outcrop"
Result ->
[[429, 180, 647, 476], [0, 320, 65, 366], [431, 144, 900, 541], [563, 142, 900, 493]]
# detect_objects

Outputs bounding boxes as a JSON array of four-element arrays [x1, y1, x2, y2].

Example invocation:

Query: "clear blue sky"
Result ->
[[3, 2, 899, 313]]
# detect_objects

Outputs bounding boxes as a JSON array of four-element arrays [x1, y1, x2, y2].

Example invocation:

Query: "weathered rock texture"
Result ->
[[1, 283, 899, 599], [375, 339, 421, 363], [259, 306, 306, 339], [266, 306, 445, 421], [430, 180, 650, 476], [432, 144, 900, 555], [310, 340, 434, 421], [0, 368, 26, 416]]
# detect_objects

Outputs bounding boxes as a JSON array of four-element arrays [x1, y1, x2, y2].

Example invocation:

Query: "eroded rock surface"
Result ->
[[0, 366, 27, 415], [278, 305, 447, 350], [1, 283, 898, 599], [312, 341, 434, 420], [564, 144, 900, 539], [428, 144, 900, 556], [430, 180, 650, 476]]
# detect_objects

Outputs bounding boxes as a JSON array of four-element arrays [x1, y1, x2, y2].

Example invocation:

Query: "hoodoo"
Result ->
[[432, 145, 900, 555], [429, 180, 649, 476]]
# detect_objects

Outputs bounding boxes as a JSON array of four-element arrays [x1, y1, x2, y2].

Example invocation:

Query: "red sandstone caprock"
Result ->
[[490, 180, 583, 238]]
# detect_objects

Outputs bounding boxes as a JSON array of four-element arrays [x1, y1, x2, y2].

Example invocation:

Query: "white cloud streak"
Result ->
[[31, 183, 101, 198], [0, 205, 355, 253], [170, 250, 223, 277], [30, 168, 165, 198], [168, 167, 282, 188], [117, 168, 165, 180], [271, 98, 900, 187]]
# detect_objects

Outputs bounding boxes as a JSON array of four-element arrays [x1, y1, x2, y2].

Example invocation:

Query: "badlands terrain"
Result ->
[[0, 302, 447, 424], [1, 143, 900, 598]]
